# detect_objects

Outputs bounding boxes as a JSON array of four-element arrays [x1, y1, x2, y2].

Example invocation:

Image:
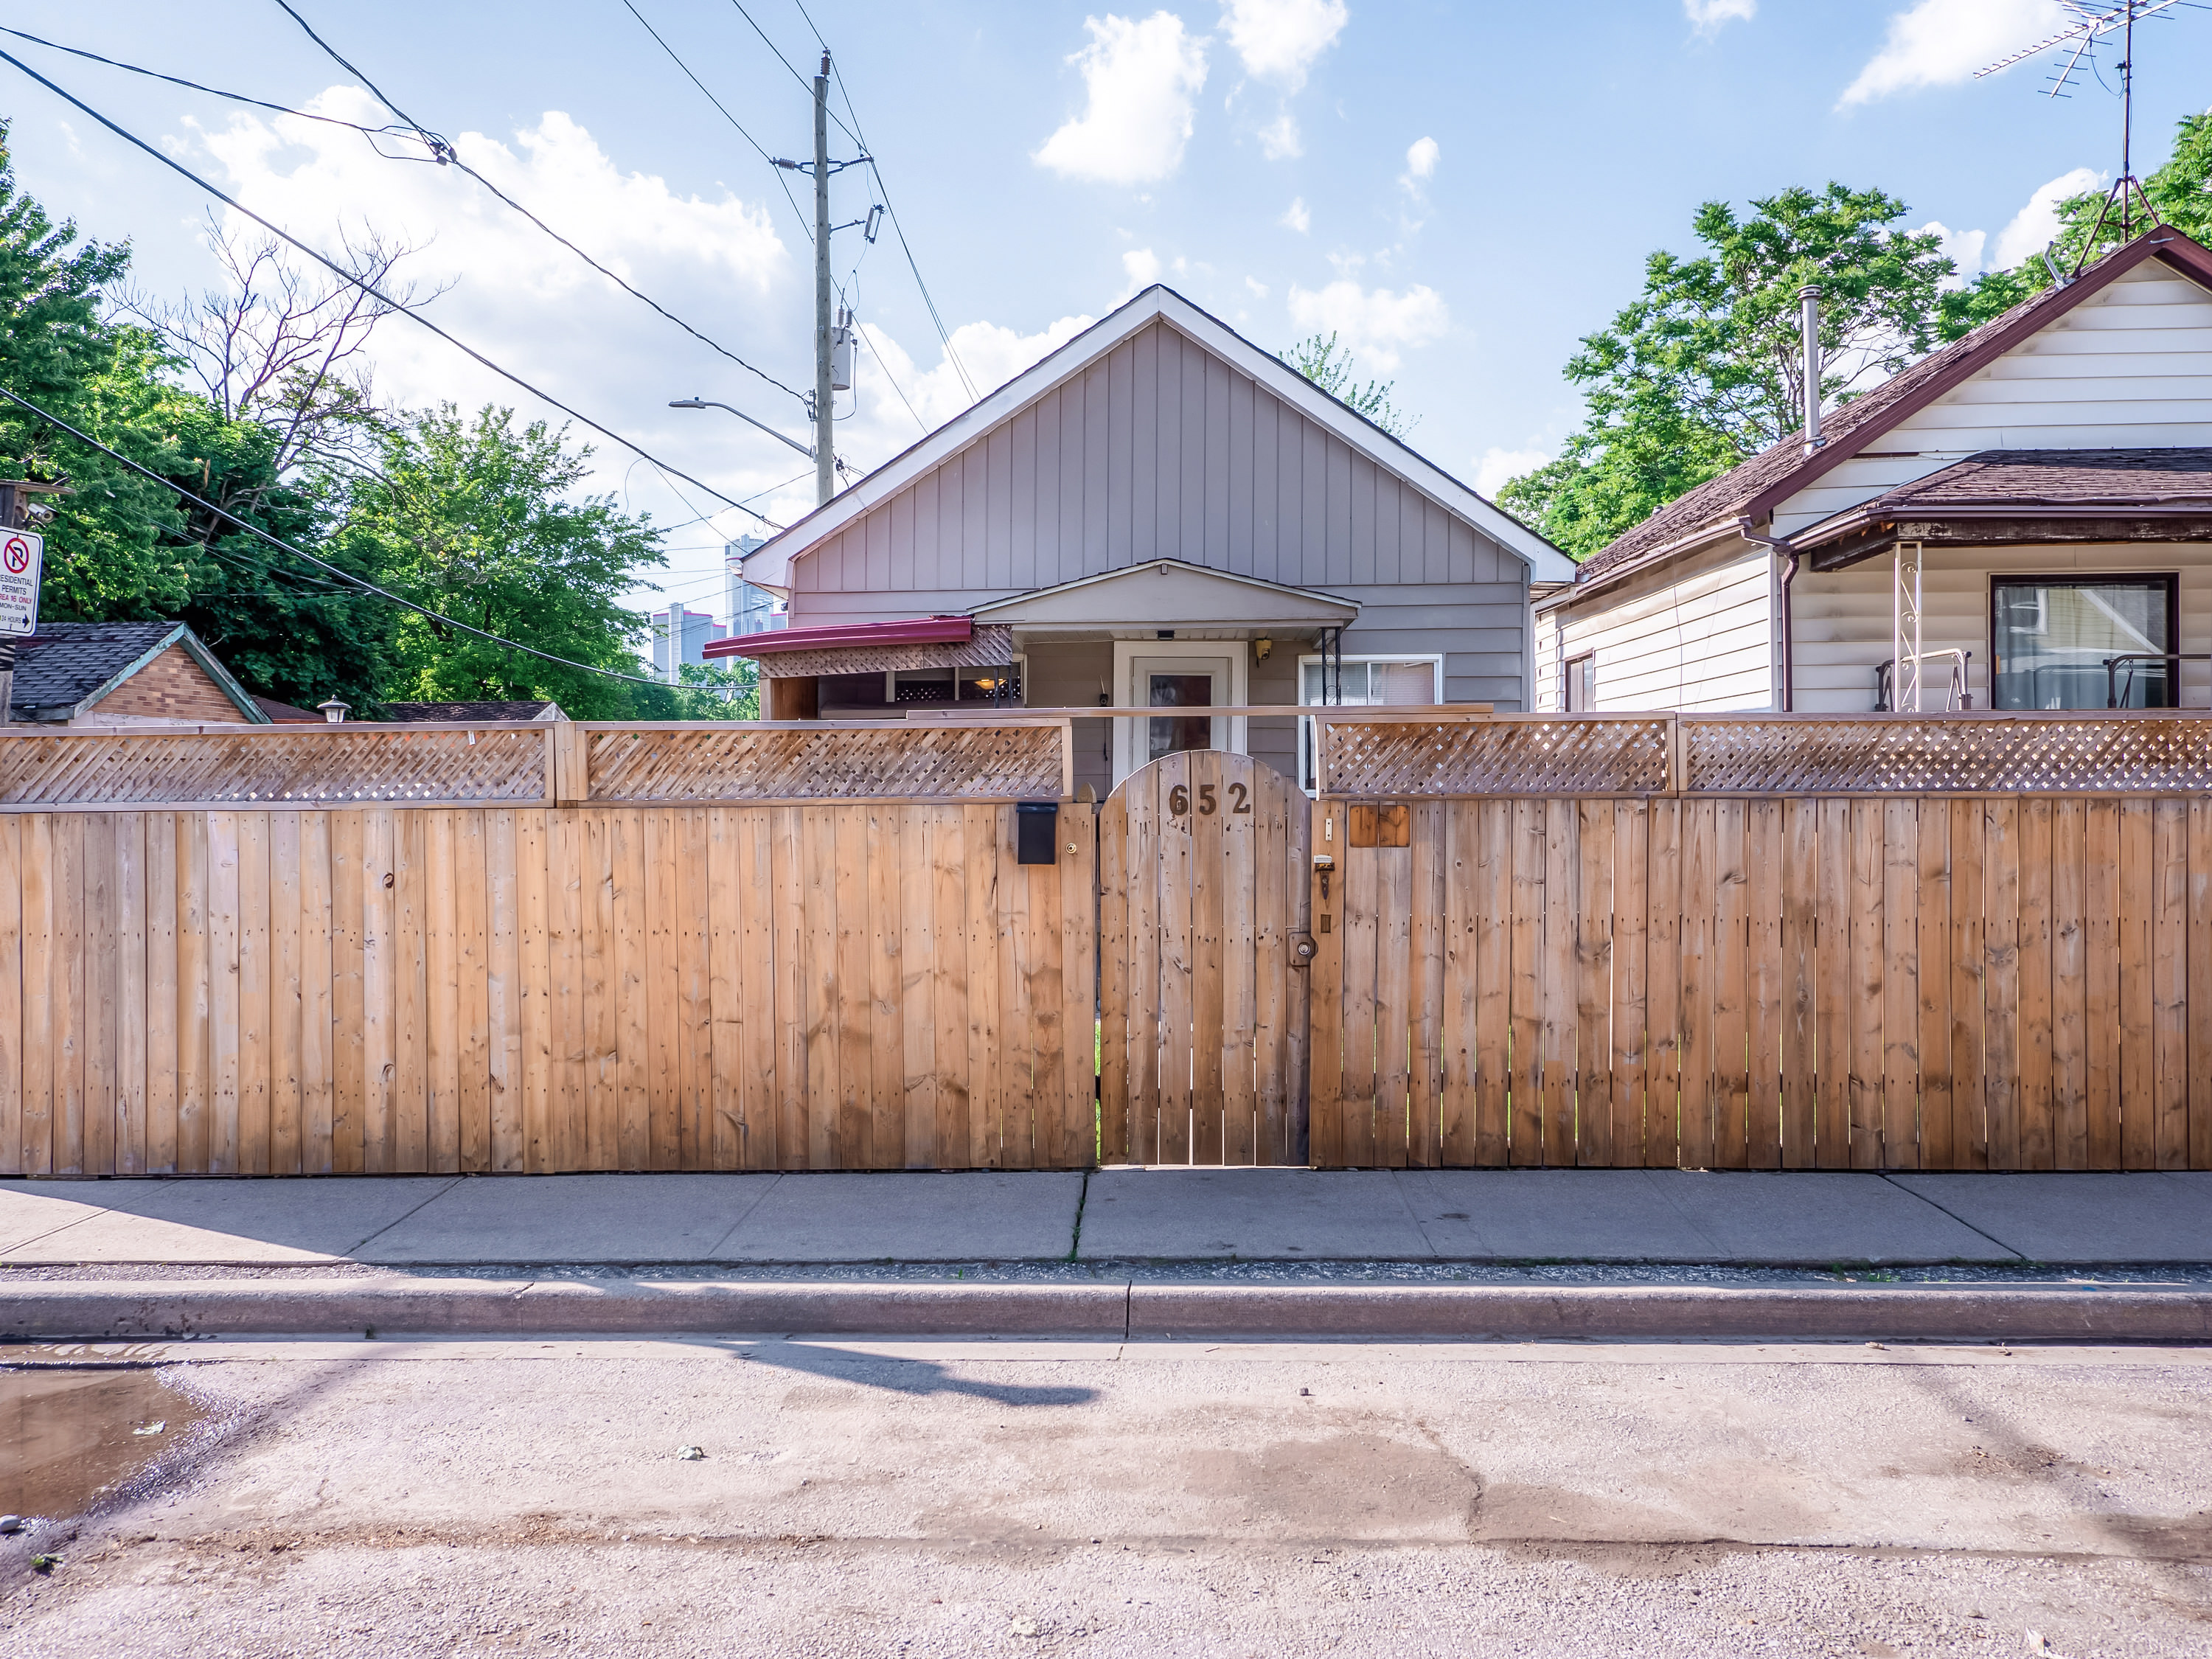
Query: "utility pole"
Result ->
[[813, 53, 835, 508]]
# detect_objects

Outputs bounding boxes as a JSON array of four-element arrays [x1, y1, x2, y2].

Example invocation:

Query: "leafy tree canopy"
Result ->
[[1500, 184, 1952, 559], [339, 405, 675, 720], [1940, 112, 2212, 339], [1281, 332, 1413, 438]]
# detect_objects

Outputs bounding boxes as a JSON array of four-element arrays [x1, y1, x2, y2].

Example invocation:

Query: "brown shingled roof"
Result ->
[[1573, 226, 2212, 586], [1868, 447, 2212, 511]]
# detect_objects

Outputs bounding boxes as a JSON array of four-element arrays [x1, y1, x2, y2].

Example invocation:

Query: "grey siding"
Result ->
[[793, 319, 1532, 709]]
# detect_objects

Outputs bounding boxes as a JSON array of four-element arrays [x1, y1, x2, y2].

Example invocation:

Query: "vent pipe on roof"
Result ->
[[1798, 284, 1824, 459]]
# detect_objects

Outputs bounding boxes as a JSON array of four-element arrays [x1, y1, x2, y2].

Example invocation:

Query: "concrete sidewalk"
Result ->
[[2, 1166, 2208, 1268]]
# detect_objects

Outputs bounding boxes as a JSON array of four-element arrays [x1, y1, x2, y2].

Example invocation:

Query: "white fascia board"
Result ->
[[967, 557, 1360, 618], [762, 285, 1577, 587]]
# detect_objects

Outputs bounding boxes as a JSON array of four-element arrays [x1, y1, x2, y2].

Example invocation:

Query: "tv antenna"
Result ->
[[1975, 1, 2200, 270]]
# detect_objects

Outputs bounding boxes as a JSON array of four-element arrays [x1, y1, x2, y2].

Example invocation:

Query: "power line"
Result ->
[[727, 1, 860, 145], [0, 25, 442, 160], [0, 47, 781, 530], [0, 386, 681, 692], [251, 4, 810, 408]]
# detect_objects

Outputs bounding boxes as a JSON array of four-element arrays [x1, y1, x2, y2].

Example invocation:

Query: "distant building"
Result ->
[[650, 603, 728, 684], [725, 536, 786, 638]]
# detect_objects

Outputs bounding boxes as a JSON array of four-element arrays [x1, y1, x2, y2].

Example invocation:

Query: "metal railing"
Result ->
[[1875, 650, 1973, 712]]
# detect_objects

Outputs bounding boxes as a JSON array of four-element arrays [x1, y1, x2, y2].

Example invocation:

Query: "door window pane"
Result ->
[[1148, 672, 1214, 759], [1992, 579, 2172, 710]]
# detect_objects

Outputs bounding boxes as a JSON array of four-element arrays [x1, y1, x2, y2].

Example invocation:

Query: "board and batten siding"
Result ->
[[1775, 262, 2212, 538], [1791, 541, 2212, 713], [1534, 541, 1775, 712], [791, 319, 1532, 708]]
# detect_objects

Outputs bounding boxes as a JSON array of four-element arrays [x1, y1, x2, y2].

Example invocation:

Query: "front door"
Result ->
[[1119, 653, 1234, 782]]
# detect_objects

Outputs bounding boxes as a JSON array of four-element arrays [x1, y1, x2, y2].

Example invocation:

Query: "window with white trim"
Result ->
[[1296, 654, 1442, 792]]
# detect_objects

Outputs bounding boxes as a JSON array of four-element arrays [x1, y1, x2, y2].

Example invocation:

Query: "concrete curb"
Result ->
[[4, 1280, 2211, 1343]]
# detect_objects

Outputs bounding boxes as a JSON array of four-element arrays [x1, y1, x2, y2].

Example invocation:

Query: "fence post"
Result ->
[[553, 723, 588, 805]]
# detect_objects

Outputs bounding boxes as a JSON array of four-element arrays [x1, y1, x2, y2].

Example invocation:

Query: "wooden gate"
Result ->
[[1099, 750, 1311, 1164]]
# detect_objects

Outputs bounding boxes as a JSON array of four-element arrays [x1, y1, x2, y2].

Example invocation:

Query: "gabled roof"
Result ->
[[12, 621, 268, 723], [1846, 447, 2212, 514], [748, 285, 1576, 587], [969, 558, 1358, 628], [1572, 226, 2212, 588]]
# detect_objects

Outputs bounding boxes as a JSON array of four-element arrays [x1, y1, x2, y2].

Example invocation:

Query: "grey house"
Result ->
[[719, 285, 1572, 794]]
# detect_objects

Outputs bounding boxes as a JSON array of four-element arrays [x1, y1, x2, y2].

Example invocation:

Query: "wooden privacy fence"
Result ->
[[0, 718, 1095, 1178], [10, 711, 2212, 1176], [1307, 714, 2212, 1172]]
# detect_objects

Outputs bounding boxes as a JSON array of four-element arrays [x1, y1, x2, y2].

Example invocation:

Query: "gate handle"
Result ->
[[1292, 932, 1318, 965]]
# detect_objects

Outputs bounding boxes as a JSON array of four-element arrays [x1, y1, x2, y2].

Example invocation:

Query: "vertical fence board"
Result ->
[[1643, 799, 1682, 1170], [1744, 800, 1782, 1171], [1779, 800, 1818, 1168], [1848, 801, 1886, 1169], [1099, 794, 1129, 1163], [1813, 800, 1851, 1170], [19, 815, 49, 1175], [1509, 801, 1546, 1167], [1949, 801, 1987, 1170], [1574, 800, 1613, 1168], [1916, 799, 1954, 1177], [2192, 799, 2212, 1175], [2017, 800, 2054, 1172], [931, 806, 972, 1170], [115, 813, 147, 1177], [2050, 800, 2087, 1171], [425, 812, 460, 1175], [1338, 806, 1379, 1167], [961, 804, 1002, 1168], [867, 805, 907, 1171], [456, 812, 491, 1175], [1677, 802, 1714, 1170], [82, 814, 114, 1180], [898, 805, 939, 1170], [2154, 799, 2189, 1170], [1709, 800, 1749, 1170], [771, 807, 809, 1171], [486, 811, 524, 1174], [1254, 785, 1290, 1165], [268, 813, 302, 1178], [1610, 800, 1648, 1169], [1475, 801, 1513, 1166], [1407, 802, 1444, 1169], [1983, 801, 2023, 1172], [2119, 800, 2156, 1169], [1374, 839, 1413, 1169], [1190, 756, 1228, 1165]]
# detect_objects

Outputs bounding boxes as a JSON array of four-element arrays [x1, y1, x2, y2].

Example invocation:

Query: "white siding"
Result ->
[[1776, 262, 2212, 537], [1537, 540, 1775, 712], [1791, 542, 2212, 712]]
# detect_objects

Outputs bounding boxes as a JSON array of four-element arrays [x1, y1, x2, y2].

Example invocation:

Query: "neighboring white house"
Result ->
[[1534, 225, 2212, 715]]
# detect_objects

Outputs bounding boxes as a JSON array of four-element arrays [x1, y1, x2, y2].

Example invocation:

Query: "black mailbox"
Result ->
[[1015, 801, 1059, 865]]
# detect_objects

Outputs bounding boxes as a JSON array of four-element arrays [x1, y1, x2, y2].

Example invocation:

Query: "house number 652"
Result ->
[[1169, 782, 1251, 816]]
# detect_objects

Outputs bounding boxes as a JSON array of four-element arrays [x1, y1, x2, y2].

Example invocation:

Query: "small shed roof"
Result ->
[[10, 621, 268, 723]]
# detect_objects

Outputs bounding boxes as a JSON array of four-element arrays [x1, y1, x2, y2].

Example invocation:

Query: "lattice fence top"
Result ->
[[585, 721, 1065, 801], [1684, 715, 2212, 794], [1320, 716, 1672, 796], [0, 725, 550, 809]]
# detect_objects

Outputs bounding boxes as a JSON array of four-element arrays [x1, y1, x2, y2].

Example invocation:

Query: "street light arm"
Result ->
[[668, 397, 815, 459]]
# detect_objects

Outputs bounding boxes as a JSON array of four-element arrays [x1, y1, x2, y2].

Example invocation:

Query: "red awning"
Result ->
[[703, 615, 973, 660]]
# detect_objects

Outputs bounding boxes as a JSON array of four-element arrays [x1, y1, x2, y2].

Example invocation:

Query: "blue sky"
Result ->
[[4, 0, 2210, 620]]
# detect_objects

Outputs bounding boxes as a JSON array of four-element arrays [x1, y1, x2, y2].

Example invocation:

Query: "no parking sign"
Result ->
[[0, 530, 41, 637]]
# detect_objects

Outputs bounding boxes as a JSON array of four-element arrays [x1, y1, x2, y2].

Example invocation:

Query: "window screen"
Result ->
[[1990, 577, 2173, 710]]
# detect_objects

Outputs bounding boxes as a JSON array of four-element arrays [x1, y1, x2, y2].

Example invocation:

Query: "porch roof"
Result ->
[[1801, 448, 2212, 571]]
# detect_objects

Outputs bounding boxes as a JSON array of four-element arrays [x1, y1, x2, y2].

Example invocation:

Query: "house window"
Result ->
[[1990, 576, 2176, 710], [1296, 655, 1442, 790], [1563, 652, 1596, 712]]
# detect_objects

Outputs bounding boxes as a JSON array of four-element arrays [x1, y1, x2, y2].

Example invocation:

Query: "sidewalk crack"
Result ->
[[345, 1176, 467, 1259], [1878, 1172, 2026, 1262], [1068, 1167, 1091, 1263]]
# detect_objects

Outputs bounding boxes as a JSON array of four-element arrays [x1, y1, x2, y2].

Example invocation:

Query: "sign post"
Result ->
[[0, 528, 43, 727]]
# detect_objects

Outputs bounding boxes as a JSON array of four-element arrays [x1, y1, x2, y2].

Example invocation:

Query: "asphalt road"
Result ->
[[3, 1336, 2209, 1658]]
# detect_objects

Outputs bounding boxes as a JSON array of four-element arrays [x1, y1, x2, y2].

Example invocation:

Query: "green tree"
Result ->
[[1941, 112, 2212, 340], [340, 405, 673, 719], [1281, 332, 1413, 438], [1503, 184, 1953, 557]]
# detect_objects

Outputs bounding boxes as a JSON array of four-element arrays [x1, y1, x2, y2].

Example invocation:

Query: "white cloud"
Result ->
[[1219, 0, 1348, 86], [1684, 0, 1756, 29], [1122, 246, 1164, 295], [1280, 196, 1311, 232], [1245, 276, 1270, 298], [1473, 446, 1548, 498], [1916, 218, 1989, 289], [1285, 279, 1448, 371], [1034, 13, 1209, 186], [1840, 0, 2065, 107], [1401, 136, 1439, 189], [1258, 112, 1302, 159], [1992, 165, 2101, 266]]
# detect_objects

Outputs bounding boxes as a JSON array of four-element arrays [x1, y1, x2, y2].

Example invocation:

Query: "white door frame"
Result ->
[[1110, 639, 1248, 786]]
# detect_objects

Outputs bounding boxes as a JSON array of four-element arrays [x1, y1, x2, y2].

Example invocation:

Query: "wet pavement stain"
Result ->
[[0, 1366, 204, 1526]]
